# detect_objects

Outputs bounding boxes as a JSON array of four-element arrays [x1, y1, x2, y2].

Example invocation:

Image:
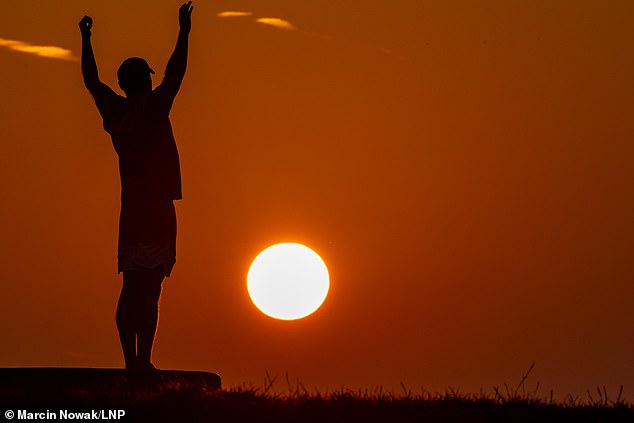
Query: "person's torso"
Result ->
[[103, 91, 182, 202]]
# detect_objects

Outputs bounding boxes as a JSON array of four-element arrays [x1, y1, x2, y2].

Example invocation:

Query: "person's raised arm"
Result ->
[[79, 16, 112, 99], [157, 2, 193, 99]]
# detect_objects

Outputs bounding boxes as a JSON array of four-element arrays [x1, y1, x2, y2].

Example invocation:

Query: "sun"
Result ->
[[247, 243, 330, 320]]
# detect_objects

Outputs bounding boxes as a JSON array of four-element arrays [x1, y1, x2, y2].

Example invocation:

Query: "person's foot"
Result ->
[[135, 361, 160, 373], [126, 358, 160, 373], [142, 362, 159, 372]]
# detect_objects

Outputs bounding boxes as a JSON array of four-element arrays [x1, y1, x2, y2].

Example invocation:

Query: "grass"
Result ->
[[2, 366, 633, 422]]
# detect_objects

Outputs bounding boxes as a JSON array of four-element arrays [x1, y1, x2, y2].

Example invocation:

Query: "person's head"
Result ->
[[117, 57, 154, 97]]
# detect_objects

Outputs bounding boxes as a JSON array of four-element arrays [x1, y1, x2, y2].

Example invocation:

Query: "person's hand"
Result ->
[[79, 16, 93, 38], [179, 2, 193, 34]]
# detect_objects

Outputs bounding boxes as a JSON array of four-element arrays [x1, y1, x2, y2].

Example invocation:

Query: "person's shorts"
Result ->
[[118, 198, 176, 277]]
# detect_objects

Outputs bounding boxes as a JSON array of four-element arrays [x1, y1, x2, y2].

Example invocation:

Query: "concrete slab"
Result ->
[[0, 367, 221, 396]]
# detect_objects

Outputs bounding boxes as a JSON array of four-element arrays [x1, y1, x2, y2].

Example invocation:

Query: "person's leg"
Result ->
[[116, 271, 140, 369], [136, 266, 165, 369]]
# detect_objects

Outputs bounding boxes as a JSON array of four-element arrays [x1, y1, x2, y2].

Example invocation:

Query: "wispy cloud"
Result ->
[[217, 11, 297, 31], [217, 11, 254, 18], [255, 18, 296, 31], [0, 38, 76, 61], [215, 12, 402, 61]]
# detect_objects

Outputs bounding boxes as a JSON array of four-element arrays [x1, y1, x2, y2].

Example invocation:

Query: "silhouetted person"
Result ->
[[79, 2, 193, 372]]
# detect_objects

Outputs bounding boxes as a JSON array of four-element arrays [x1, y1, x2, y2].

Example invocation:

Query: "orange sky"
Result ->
[[1, 0, 633, 398]]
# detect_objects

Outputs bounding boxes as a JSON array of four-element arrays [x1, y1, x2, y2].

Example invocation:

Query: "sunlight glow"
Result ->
[[0, 38, 76, 61], [247, 243, 329, 320]]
